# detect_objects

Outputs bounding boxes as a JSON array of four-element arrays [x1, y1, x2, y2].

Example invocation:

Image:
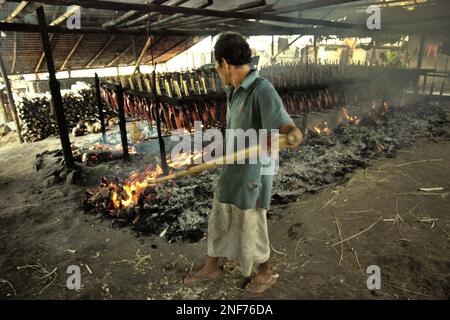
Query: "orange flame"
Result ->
[[313, 121, 331, 135], [109, 150, 205, 209]]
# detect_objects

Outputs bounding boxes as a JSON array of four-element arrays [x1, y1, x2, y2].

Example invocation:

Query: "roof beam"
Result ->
[[152, 0, 271, 30], [85, 35, 116, 68], [103, 10, 138, 28], [10, 32, 17, 73], [149, 0, 213, 29], [133, 36, 152, 73], [60, 34, 84, 70], [0, 22, 206, 36], [3, 1, 29, 23], [119, 0, 182, 28], [49, 5, 81, 26], [4, 20, 449, 38], [274, 0, 362, 14], [19, 0, 367, 30]]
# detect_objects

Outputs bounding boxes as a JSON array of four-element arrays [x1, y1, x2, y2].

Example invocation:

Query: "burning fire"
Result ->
[[341, 107, 360, 125], [109, 151, 205, 210], [313, 121, 331, 135]]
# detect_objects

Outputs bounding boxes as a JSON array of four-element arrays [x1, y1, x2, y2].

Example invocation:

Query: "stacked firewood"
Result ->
[[17, 89, 116, 142]]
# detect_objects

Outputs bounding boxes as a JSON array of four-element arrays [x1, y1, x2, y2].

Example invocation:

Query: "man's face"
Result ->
[[215, 58, 232, 86]]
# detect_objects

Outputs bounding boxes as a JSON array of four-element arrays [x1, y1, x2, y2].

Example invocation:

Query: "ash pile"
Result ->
[[82, 102, 449, 242]]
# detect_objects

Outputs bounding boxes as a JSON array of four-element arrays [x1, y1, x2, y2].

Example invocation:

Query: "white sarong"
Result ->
[[207, 196, 270, 277]]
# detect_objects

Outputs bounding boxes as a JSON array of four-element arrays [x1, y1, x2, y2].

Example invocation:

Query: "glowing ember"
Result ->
[[341, 107, 361, 125], [313, 122, 331, 135]]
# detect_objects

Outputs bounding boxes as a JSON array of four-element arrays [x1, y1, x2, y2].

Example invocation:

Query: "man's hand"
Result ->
[[261, 123, 303, 160], [279, 122, 303, 148]]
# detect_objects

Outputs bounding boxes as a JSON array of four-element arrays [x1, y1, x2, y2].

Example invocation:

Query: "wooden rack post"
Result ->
[[115, 83, 130, 162], [95, 73, 107, 143]]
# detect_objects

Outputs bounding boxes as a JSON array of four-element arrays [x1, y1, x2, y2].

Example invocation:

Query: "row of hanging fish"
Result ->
[[100, 88, 226, 133]]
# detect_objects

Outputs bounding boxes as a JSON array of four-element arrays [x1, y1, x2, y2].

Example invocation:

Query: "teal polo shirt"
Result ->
[[216, 69, 293, 210]]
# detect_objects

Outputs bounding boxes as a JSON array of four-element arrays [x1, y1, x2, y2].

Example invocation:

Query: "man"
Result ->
[[184, 33, 302, 293]]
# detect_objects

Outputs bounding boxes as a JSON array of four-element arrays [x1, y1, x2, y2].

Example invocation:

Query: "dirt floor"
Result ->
[[0, 127, 449, 299]]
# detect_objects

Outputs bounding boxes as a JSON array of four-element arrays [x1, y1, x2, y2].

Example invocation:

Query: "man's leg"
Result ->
[[246, 260, 274, 293], [184, 256, 221, 284]]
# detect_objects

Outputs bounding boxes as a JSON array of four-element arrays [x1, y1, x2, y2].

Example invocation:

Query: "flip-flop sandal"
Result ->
[[245, 274, 279, 294], [183, 270, 222, 285]]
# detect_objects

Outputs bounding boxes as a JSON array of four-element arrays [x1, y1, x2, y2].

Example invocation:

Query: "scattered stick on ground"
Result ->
[[271, 244, 288, 257], [354, 251, 364, 277], [0, 278, 17, 296], [384, 281, 431, 297], [396, 192, 449, 198], [419, 187, 444, 192], [396, 159, 443, 167], [332, 216, 383, 247], [111, 249, 152, 272], [393, 197, 405, 225], [334, 218, 344, 266], [16, 263, 58, 295]]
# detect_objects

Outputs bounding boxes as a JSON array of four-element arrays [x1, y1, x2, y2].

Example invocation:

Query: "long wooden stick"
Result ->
[[146, 133, 299, 185]]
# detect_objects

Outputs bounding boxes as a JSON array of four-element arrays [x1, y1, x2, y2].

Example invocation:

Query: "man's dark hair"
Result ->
[[214, 32, 252, 66]]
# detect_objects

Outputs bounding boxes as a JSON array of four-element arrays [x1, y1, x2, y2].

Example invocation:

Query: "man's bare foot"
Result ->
[[184, 267, 220, 284], [184, 256, 220, 284], [246, 262, 276, 294]]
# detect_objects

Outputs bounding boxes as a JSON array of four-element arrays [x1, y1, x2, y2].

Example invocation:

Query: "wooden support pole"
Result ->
[[313, 35, 318, 64], [415, 34, 426, 94], [0, 51, 23, 143], [115, 83, 130, 162], [0, 91, 11, 123], [439, 58, 448, 96], [36, 6, 74, 167], [417, 34, 425, 69], [151, 67, 168, 175], [271, 35, 274, 58], [94, 73, 107, 143]]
